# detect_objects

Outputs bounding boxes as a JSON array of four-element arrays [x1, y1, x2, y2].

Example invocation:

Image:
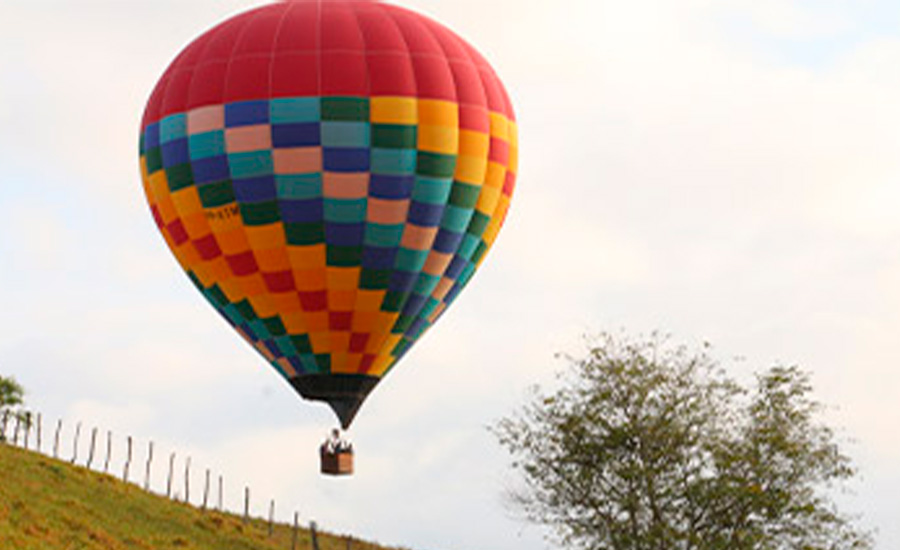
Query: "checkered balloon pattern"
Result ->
[[139, 0, 517, 426]]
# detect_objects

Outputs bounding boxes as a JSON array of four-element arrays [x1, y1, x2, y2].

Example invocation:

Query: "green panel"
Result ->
[[166, 163, 194, 192], [240, 201, 281, 226], [285, 223, 325, 245], [291, 334, 314, 354], [413, 273, 440, 295], [324, 199, 366, 223], [198, 180, 235, 208], [395, 248, 428, 271], [381, 291, 407, 313], [262, 316, 287, 336], [441, 205, 473, 233], [392, 314, 415, 333], [327, 245, 363, 267], [471, 241, 488, 264], [449, 182, 481, 209], [314, 354, 332, 371], [275, 335, 296, 357], [321, 97, 369, 122], [360, 268, 391, 290], [411, 177, 452, 205], [205, 284, 229, 307], [364, 223, 404, 247], [468, 211, 491, 236], [416, 151, 457, 178], [144, 148, 163, 174], [234, 299, 258, 320], [372, 124, 418, 149]]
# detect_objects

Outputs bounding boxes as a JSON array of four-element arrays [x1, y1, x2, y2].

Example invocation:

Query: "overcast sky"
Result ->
[[2, 1, 900, 548]]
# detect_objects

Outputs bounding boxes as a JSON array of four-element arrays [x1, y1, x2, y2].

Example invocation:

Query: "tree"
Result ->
[[492, 333, 873, 550], [0, 374, 23, 411]]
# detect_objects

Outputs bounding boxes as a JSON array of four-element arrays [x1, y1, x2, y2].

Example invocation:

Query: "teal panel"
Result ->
[[270, 98, 321, 123], [160, 114, 187, 143], [364, 223, 404, 247], [276, 174, 322, 199], [371, 148, 417, 175], [441, 205, 473, 233], [189, 131, 226, 160], [324, 199, 366, 223], [395, 248, 428, 271], [229, 151, 274, 178], [411, 176, 453, 205], [321, 121, 371, 148]]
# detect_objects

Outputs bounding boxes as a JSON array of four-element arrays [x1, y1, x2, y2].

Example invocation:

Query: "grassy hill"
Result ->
[[0, 443, 406, 550]]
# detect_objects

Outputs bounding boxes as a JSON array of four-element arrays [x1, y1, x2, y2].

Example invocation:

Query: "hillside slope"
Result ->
[[0, 444, 405, 550]]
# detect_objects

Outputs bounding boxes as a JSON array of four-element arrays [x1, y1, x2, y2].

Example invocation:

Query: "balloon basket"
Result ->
[[321, 450, 354, 476]]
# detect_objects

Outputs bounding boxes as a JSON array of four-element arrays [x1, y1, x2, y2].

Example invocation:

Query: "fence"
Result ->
[[0, 408, 358, 550]]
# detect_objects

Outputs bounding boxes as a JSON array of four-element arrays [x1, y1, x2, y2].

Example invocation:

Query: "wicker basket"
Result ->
[[321, 450, 354, 475]]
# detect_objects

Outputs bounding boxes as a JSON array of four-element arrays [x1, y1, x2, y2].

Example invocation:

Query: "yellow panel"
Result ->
[[330, 352, 349, 373], [239, 274, 268, 299], [328, 290, 356, 310], [330, 332, 351, 352], [418, 99, 459, 127], [475, 185, 501, 215], [294, 268, 327, 291], [458, 130, 490, 157], [148, 171, 169, 201], [484, 161, 507, 189], [270, 292, 302, 313], [351, 311, 377, 332], [282, 311, 308, 333], [218, 277, 246, 303], [507, 121, 519, 148], [309, 332, 332, 353], [172, 241, 199, 269], [355, 290, 386, 312], [249, 294, 278, 318], [369, 354, 394, 376], [217, 228, 251, 255], [345, 354, 363, 373], [370, 96, 418, 125], [306, 311, 329, 331], [206, 256, 233, 282], [417, 124, 458, 155], [489, 112, 510, 139], [206, 204, 244, 232], [155, 195, 178, 226], [246, 224, 287, 250], [171, 186, 203, 216], [455, 155, 489, 185], [288, 244, 326, 270], [181, 211, 209, 237], [327, 267, 360, 290], [255, 247, 292, 272]]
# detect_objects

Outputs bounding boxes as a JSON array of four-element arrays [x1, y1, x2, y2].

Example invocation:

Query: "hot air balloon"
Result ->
[[139, 0, 518, 435]]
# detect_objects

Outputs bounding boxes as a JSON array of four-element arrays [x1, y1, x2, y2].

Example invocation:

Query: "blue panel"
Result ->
[[279, 199, 323, 223], [161, 138, 190, 167], [321, 122, 370, 148], [445, 255, 467, 280], [324, 148, 370, 172], [369, 174, 415, 199], [144, 123, 161, 149], [270, 97, 321, 124], [272, 122, 320, 147], [407, 201, 445, 227], [225, 100, 270, 127], [160, 114, 187, 143], [276, 174, 322, 199], [362, 246, 397, 270], [189, 131, 226, 160], [233, 176, 277, 203], [192, 155, 230, 184], [389, 270, 418, 293], [432, 228, 464, 254], [401, 293, 428, 316], [326, 223, 365, 246]]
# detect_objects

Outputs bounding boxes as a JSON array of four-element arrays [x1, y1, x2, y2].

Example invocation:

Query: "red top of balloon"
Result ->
[[142, 0, 515, 130]]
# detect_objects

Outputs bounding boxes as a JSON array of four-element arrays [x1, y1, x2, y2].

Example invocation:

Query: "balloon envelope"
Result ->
[[139, 0, 518, 428]]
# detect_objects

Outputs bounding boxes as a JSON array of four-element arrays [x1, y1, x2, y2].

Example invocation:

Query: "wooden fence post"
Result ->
[[144, 441, 154, 490], [292, 512, 299, 550], [184, 456, 191, 503], [87, 428, 98, 469], [243, 486, 250, 524], [104, 431, 112, 473], [12, 414, 21, 445], [310, 521, 320, 550], [35, 413, 42, 452], [53, 419, 62, 458], [167, 452, 176, 498], [123, 436, 133, 482], [202, 469, 210, 511], [345, 536, 352, 550], [0, 410, 9, 442], [71, 422, 82, 463], [218, 475, 223, 511], [23, 413, 32, 450], [268, 499, 275, 536]]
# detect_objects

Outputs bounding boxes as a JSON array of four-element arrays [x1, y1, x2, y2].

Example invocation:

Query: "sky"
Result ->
[[2, 0, 900, 548]]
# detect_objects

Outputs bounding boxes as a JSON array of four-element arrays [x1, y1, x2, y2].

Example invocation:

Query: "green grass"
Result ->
[[0, 444, 407, 550]]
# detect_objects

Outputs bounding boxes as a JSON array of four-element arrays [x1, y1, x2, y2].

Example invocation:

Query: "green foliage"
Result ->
[[0, 444, 404, 550], [0, 375, 24, 410], [493, 333, 873, 550]]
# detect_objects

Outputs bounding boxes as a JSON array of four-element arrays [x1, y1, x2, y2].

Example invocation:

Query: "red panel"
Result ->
[[329, 312, 353, 331], [193, 234, 223, 260], [458, 104, 490, 133], [349, 333, 369, 353], [357, 7, 407, 53], [503, 172, 517, 197], [224, 56, 273, 103], [410, 55, 455, 101], [359, 354, 376, 372], [321, 51, 369, 96], [226, 251, 260, 276], [299, 291, 328, 311], [271, 53, 319, 97], [275, 1, 319, 52], [320, 2, 366, 52], [366, 53, 416, 96], [479, 68, 507, 115], [167, 219, 189, 246], [447, 61, 485, 107], [383, 6, 443, 56], [489, 137, 510, 165], [186, 61, 228, 109], [149, 205, 164, 229], [160, 69, 192, 119], [232, 6, 286, 56], [263, 270, 296, 293]]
